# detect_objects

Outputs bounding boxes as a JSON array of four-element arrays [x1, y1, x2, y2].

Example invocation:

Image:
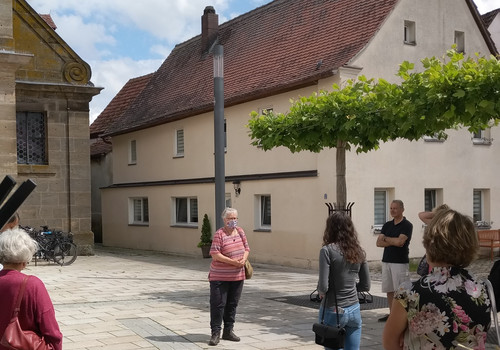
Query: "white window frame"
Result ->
[[129, 197, 149, 225], [175, 129, 184, 157], [172, 196, 198, 226], [129, 140, 137, 165], [373, 190, 388, 232], [404, 20, 416, 45], [423, 133, 445, 142], [255, 194, 271, 230], [473, 189, 490, 228], [424, 188, 443, 213], [454, 30, 465, 53], [472, 129, 492, 145]]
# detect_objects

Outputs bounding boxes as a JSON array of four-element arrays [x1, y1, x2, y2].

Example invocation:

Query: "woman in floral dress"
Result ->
[[383, 207, 491, 350]]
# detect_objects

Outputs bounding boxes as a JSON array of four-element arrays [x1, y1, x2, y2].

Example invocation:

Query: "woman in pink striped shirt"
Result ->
[[208, 208, 250, 346]]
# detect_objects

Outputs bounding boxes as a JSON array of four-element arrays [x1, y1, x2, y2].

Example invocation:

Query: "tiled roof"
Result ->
[[39, 14, 56, 30], [90, 138, 112, 157], [105, 0, 400, 136], [90, 73, 154, 138], [481, 8, 500, 28], [104, 0, 496, 137]]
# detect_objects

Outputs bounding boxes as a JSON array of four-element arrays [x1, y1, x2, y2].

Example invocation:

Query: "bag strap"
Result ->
[[484, 279, 500, 346], [11, 275, 30, 318], [320, 245, 341, 328]]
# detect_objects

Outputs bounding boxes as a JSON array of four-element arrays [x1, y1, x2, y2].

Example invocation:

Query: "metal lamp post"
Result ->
[[213, 44, 225, 229]]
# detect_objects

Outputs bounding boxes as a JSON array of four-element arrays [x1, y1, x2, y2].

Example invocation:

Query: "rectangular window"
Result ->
[[225, 193, 231, 208], [454, 31, 465, 53], [472, 129, 492, 145], [474, 189, 491, 228], [129, 140, 137, 165], [176, 129, 184, 157], [255, 195, 271, 230], [424, 189, 437, 212], [16, 112, 48, 165], [374, 190, 387, 227], [404, 20, 416, 45], [174, 197, 198, 225], [473, 189, 483, 223], [224, 119, 227, 150], [129, 197, 149, 225]]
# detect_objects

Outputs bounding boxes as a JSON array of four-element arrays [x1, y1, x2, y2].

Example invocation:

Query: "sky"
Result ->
[[27, 0, 499, 125]]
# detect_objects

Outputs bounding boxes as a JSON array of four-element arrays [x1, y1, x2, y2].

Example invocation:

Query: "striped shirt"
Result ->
[[208, 227, 250, 281]]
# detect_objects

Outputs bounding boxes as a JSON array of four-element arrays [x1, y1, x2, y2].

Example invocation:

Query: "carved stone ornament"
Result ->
[[63, 62, 89, 84]]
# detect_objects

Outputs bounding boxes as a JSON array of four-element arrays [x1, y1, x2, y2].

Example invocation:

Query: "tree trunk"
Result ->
[[336, 140, 346, 209]]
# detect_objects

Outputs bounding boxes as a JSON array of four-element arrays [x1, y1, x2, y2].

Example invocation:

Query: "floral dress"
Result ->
[[395, 266, 491, 350]]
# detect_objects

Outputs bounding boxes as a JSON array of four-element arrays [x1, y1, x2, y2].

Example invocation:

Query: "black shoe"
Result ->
[[378, 314, 389, 322], [209, 331, 220, 346], [222, 330, 240, 342]]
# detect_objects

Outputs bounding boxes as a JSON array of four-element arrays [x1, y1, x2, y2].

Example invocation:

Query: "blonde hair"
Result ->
[[423, 208, 478, 267], [0, 227, 38, 264]]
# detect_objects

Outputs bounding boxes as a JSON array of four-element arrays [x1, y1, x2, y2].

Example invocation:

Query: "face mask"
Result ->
[[227, 219, 238, 229]]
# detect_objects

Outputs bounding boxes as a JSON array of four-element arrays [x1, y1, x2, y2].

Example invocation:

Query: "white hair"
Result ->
[[221, 207, 238, 219], [0, 227, 38, 264]]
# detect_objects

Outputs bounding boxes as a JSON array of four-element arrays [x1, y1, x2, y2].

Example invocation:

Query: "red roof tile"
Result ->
[[39, 14, 57, 30], [104, 0, 496, 137], [105, 0, 400, 136], [90, 73, 154, 138], [90, 137, 112, 157]]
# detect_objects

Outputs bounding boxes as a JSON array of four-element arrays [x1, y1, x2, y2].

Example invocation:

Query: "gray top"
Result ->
[[317, 243, 371, 308]]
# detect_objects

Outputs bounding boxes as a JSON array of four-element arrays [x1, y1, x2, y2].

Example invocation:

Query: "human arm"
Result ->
[[377, 234, 408, 248], [211, 252, 245, 267], [317, 247, 330, 298], [382, 299, 408, 350], [418, 211, 434, 225], [356, 261, 371, 292], [32, 278, 63, 350]]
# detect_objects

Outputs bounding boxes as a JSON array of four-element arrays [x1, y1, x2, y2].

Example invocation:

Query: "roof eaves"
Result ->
[[465, 0, 499, 56]]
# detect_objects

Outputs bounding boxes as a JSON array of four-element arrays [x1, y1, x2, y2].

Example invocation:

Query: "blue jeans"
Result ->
[[210, 280, 244, 333], [318, 302, 362, 350]]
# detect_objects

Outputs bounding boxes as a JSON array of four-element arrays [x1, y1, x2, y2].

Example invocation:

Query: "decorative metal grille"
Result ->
[[16, 112, 48, 165]]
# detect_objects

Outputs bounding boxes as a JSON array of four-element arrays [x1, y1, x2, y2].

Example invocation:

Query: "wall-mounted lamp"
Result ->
[[233, 180, 241, 197]]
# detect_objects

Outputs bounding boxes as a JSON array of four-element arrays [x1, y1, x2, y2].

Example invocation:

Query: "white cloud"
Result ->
[[88, 58, 163, 123]]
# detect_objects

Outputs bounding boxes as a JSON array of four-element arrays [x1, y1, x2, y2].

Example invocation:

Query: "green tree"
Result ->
[[248, 50, 500, 207]]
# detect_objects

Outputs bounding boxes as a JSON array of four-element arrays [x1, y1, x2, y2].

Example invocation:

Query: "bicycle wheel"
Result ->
[[53, 242, 78, 266]]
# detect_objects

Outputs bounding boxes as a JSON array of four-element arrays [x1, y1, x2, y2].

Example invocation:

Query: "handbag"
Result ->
[[312, 246, 346, 349], [236, 229, 253, 279], [0, 276, 52, 350], [244, 260, 253, 279]]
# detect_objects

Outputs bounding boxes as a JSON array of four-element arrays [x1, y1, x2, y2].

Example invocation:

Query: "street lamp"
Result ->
[[213, 44, 225, 229]]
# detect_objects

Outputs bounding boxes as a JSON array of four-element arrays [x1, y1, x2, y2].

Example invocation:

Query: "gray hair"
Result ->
[[0, 227, 38, 264], [392, 199, 404, 209], [221, 207, 238, 220]]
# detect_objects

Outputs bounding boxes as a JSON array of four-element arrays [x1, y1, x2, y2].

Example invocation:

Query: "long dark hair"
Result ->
[[322, 212, 365, 264]]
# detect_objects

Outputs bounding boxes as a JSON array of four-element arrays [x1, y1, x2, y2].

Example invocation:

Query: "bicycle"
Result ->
[[20, 225, 78, 266]]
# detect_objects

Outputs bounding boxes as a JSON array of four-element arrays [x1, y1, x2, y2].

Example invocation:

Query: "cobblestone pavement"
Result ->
[[23, 246, 499, 350]]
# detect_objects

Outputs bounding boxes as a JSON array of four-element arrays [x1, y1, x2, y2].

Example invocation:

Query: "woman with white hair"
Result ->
[[207, 207, 250, 346], [0, 227, 62, 350]]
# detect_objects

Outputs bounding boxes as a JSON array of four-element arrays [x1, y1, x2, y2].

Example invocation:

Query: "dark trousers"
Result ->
[[210, 280, 244, 333]]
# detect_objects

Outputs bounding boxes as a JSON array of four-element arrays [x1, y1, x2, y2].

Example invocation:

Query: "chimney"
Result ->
[[201, 6, 218, 53]]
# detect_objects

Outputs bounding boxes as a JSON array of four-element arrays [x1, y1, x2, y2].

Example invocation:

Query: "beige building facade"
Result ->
[[100, 0, 498, 267], [0, 0, 101, 253]]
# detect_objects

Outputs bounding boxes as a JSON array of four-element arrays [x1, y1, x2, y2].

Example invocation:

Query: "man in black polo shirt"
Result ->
[[376, 199, 413, 322]]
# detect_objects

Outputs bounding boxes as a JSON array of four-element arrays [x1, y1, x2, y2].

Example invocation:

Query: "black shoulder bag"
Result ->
[[312, 247, 346, 349]]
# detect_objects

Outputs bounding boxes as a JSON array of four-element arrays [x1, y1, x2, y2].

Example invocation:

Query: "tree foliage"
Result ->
[[248, 49, 500, 154], [247, 49, 500, 206]]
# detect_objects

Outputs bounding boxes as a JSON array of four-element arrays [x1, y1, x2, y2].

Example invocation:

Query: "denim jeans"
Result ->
[[318, 302, 362, 350], [210, 280, 244, 333]]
